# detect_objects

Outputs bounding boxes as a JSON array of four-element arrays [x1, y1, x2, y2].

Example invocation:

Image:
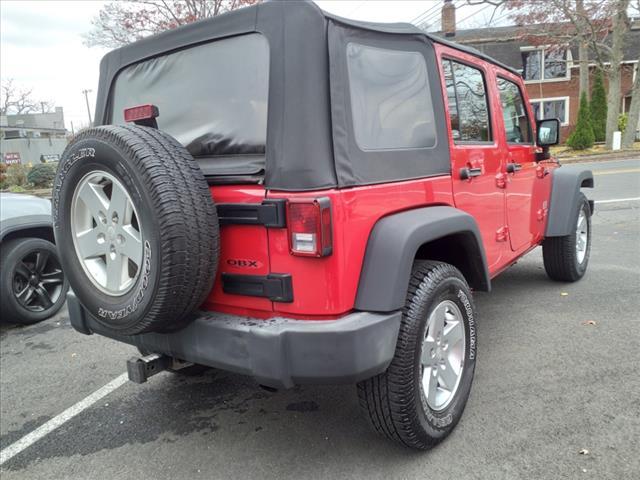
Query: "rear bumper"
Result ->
[[67, 293, 401, 389]]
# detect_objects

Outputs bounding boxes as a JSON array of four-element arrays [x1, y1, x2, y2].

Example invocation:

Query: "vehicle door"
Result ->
[[495, 74, 540, 251], [437, 48, 508, 271]]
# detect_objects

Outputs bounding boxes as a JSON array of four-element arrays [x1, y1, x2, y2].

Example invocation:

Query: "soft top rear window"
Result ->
[[110, 33, 269, 161]]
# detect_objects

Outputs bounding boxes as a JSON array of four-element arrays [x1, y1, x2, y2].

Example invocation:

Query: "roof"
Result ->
[[433, 24, 640, 70], [1, 108, 66, 132], [321, 8, 521, 75], [101, 1, 521, 80]]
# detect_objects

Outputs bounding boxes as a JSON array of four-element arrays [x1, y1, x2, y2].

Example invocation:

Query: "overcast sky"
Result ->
[[0, 1, 503, 131]]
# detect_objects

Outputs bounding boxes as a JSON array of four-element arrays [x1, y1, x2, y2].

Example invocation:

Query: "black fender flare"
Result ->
[[545, 166, 594, 237], [355, 206, 490, 312]]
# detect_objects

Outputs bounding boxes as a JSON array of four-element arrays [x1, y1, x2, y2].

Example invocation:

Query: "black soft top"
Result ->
[[95, 1, 517, 191]]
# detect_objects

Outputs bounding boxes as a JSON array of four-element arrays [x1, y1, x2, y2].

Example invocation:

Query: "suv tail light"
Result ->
[[124, 104, 159, 127], [287, 198, 332, 257]]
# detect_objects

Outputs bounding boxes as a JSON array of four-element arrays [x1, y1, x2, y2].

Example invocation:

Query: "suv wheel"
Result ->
[[542, 193, 592, 282], [357, 261, 477, 450], [0, 238, 69, 325], [53, 125, 219, 335]]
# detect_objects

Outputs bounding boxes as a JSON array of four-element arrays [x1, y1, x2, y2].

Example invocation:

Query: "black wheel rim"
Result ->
[[12, 249, 64, 312]]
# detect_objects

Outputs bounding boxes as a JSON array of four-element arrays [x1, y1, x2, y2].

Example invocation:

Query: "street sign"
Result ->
[[3, 152, 21, 165], [40, 154, 60, 162]]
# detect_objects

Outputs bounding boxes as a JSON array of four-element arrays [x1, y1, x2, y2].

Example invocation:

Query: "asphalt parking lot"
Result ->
[[1, 158, 639, 480]]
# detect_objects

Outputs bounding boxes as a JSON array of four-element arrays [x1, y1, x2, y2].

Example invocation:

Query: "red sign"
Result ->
[[3, 152, 21, 165]]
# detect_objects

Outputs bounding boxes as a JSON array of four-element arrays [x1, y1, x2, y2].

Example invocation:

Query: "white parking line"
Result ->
[[0, 373, 128, 466], [595, 197, 640, 204]]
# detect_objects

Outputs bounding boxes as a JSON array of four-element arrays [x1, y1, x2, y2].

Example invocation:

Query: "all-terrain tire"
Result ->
[[542, 193, 591, 282], [53, 125, 219, 335], [357, 261, 477, 450]]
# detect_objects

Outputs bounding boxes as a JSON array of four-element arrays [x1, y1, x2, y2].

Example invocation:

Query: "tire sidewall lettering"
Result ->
[[418, 280, 477, 431], [54, 136, 160, 330]]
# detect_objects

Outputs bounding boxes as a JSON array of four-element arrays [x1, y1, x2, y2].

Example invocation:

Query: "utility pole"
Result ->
[[81, 89, 93, 125]]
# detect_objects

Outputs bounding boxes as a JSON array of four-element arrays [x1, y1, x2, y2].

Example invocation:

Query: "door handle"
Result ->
[[460, 167, 483, 180], [506, 163, 522, 173]]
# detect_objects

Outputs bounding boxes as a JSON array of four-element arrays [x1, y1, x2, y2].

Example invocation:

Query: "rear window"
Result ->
[[110, 34, 269, 158], [346, 43, 436, 151]]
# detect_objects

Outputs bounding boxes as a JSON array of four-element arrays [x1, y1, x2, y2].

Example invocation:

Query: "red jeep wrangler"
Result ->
[[53, 2, 593, 450]]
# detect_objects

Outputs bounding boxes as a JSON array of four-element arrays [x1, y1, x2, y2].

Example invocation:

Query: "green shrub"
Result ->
[[618, 113, 628, 133], [8, 184, 26, 193], [5, 163, 29, 187], [567, 92, 595, 150], [0, 163, 7, 189], [27, 162, 57, 188], [590, 70, 607, 142]]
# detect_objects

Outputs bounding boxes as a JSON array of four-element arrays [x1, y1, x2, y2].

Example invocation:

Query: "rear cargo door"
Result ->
[[203, 185, 273, 312]]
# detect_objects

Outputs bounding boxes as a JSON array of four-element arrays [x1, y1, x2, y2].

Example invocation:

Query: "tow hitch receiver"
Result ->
[[127, 353, 195, 383], [127, 354, 171, 383]]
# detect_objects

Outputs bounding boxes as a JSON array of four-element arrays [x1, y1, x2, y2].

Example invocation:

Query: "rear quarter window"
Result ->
[[346, 43, 436, 151], [110, 33, 269, 158]]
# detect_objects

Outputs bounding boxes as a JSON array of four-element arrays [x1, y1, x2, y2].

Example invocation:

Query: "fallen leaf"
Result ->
[[579, 448, 590, 455], [581, 321, 597, 326]]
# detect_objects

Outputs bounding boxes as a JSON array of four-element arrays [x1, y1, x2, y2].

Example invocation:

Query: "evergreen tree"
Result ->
[[590, 70, 607, 142], [567, 92, 595, 150]]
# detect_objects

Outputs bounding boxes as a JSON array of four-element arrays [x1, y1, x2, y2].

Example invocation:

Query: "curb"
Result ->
[[557, 150, 639, 164]]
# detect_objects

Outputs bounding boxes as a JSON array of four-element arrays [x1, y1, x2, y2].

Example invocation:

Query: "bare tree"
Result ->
[[604, 0, 630, 148], [506, 0, 615, 97], [1, 78, 40, 115], [621, 64, 639, 148], [622, 0, 640, 147], [84, 0, 260, 48]]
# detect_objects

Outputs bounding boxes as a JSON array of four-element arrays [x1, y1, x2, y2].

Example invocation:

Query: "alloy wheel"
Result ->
[[12, 249, 64, 312], [420, 300, 466, 411], [70, 170, 144, 296]]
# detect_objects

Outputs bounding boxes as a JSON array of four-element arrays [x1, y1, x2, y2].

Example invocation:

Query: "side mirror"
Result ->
[[535, 118, 560, 161]]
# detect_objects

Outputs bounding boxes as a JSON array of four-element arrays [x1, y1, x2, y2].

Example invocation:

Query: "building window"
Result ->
[[442, 58, 492, 142], [522, 48, 568, 81], [530, 97, 569, 126]]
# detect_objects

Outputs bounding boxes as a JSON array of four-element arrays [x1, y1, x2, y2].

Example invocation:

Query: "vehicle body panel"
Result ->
[[0, 193, 53, 242]]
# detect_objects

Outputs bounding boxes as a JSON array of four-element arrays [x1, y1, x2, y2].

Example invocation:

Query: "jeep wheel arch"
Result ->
[[355, 206, 490, 312], [546, 167, 594, 237]]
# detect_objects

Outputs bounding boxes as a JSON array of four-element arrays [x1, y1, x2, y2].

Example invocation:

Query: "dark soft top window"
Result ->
[[110, 34, 269, 160], [346, 43, 436, 151]]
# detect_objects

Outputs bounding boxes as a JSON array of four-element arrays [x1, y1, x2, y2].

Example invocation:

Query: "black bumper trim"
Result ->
[[216, 199, 286, 228], [67, 292, 401, 389], [221, 273, 293, 302]]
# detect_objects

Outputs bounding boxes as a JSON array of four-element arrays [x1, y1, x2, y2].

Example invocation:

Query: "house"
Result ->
[[433, 0, 640, 142], [1, 107, 69, 165]]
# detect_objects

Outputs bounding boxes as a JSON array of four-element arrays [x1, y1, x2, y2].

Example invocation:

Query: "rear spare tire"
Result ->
[[53, 125, 219, 334]]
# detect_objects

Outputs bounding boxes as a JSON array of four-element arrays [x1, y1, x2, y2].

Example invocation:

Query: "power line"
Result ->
[[411, 1, 442, 25], [416, 0, 467, 30]]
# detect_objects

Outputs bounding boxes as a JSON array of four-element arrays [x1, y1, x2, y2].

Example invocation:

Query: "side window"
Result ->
[[497, 77, 532, 144], [441, 59, 492, 142], [346, 43, 436, 151]]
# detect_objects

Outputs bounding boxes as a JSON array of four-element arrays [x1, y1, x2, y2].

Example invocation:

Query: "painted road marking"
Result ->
[[593, 168, 640, 176], [2, 180, 640, 465], [0, 373, 128, 466], [595, 197, 640, 204]]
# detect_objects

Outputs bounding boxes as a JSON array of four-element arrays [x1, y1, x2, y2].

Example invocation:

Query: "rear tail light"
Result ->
[[287, 198, 332, 257], [124, 104, 159, 127]]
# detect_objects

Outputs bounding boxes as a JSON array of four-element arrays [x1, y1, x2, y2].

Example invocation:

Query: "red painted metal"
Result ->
[[200, 44, 557, 320]]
